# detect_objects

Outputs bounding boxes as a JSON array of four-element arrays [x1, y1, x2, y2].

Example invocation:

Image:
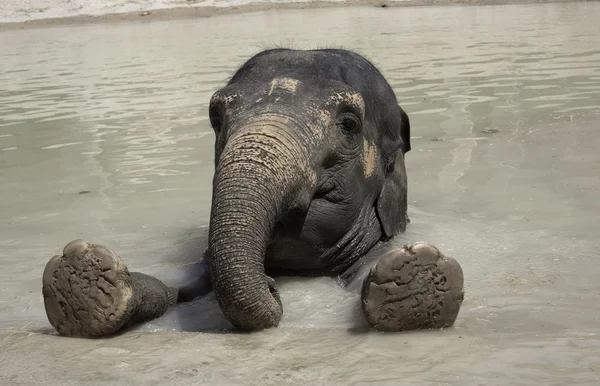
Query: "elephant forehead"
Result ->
[[211, 90, 243, 106], [327, 91, 365, 113], [362, 138, 378, 177], [268, 77, 300, 95]]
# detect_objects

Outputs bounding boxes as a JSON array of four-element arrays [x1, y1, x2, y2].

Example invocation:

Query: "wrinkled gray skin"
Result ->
[[41, 49, 464, 337], [203, 48, 412, 330]]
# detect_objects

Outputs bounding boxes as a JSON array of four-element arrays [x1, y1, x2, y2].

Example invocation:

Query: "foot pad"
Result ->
[[361, 243, 464, 332], [42, 240, 135, 337]]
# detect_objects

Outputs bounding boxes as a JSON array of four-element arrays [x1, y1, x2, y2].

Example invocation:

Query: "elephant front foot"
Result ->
[[361, 243, 464, 332], [42, 240, 176, 338]]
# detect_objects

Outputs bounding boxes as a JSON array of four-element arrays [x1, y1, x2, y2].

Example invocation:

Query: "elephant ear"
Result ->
[[399, 107, 411, 153], [376, 107, 411, 239]]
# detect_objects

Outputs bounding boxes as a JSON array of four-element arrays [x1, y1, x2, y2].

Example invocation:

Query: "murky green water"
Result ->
[[1, 2, 600, 385]]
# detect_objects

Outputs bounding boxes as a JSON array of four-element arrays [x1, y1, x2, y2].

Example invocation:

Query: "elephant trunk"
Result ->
[[208, 115, 312, 331]]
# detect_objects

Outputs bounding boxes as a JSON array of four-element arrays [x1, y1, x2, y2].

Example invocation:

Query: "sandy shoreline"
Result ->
[[0, 0, 594, 31]]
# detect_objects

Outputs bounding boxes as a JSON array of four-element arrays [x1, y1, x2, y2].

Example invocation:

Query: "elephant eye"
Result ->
[[339, 112, 361, 133]]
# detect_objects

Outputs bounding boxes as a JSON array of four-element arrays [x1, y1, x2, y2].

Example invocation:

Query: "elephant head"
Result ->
[[206, 49, 411, 331]]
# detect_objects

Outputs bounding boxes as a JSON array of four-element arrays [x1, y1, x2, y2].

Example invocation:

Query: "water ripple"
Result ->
[[1, 2, 600, 385]]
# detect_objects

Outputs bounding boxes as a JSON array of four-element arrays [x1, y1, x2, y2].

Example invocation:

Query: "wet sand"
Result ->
[[1, 1, 600, 385], [0, 0, 595, 31]]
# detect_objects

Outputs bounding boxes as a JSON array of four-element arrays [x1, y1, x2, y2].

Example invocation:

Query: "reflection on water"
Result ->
[[1, 2, 600, 385]]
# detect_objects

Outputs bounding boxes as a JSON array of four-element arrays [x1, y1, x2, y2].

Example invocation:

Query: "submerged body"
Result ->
[[42, 48, 464, 336]]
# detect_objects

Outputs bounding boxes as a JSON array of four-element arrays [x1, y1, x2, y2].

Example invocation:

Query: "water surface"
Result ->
[[1, 2, 600, 385]]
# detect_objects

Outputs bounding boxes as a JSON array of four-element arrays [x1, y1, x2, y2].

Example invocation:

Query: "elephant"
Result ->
[[41, 48, 464, 337]]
